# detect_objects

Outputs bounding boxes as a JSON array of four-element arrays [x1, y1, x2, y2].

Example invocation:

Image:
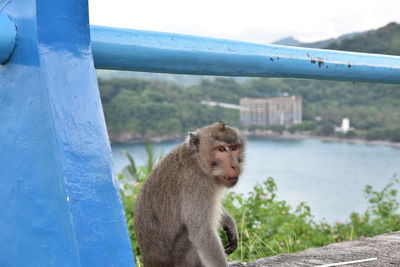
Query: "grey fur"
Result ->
[[134, 123, 245, 267]]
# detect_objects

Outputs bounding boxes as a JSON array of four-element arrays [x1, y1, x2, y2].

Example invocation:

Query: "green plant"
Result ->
[[118, 142, 159, 266]]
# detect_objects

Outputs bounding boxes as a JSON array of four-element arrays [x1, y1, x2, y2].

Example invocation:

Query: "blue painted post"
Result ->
[[0, 0, 135, 266], [0, 13, 16, 63]]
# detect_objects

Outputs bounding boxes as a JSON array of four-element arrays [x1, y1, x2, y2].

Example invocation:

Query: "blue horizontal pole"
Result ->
[[91, 25, 400, 84], [0, 14, 16, 64]]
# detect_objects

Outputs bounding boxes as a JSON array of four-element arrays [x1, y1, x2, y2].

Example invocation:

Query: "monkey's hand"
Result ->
[[223, 225, 238, 255]]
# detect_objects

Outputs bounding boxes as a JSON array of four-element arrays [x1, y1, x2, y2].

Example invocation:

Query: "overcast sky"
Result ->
[[89, 0, 400, 44]]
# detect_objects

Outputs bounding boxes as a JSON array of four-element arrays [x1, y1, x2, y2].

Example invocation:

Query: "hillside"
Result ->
[[273, 22, 400, 54], [99, 76, 400, 142], [326, 22, 400, 55], [273, 32, 362, 48]]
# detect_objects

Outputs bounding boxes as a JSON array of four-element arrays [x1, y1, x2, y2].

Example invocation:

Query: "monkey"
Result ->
[[134, 122, 246, 267]]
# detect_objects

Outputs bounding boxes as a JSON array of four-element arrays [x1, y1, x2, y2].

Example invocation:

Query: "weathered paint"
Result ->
[[0, 0, 135, 266], [0, 13, 16, 64], [91, 26, 400, 84]]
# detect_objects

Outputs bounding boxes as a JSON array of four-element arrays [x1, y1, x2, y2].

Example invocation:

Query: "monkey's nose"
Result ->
[[231, 164, 240, 175]]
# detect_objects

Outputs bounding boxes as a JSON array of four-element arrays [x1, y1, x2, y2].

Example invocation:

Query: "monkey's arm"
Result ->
[[221, 208, 239, 255]]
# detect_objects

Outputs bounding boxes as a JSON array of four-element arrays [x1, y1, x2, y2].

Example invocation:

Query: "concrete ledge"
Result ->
[[242, 231, 400, 266]]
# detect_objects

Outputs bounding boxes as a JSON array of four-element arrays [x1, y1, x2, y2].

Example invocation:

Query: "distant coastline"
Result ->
[[259, 134, 400, 149], [242, 130, 400, 148], [109, 130, 400, 148]]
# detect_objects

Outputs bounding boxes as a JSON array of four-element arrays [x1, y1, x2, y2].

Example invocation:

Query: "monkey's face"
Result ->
[[189, 122, 245, 188], [210, 142, 243, 188]]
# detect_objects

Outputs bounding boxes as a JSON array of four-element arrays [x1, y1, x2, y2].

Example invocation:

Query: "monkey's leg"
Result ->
[[182, 198, 230, 266], [174, 246, 204, 267], [140, 244, 174, 267], [172, 226, 204, 267], [141, 260, 172, 267], [187, 224, 229, 267]]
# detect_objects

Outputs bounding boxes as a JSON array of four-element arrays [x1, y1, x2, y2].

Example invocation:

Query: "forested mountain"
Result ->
[[99, 22, 400, 143], [274, 22, 400, 54], [273, 32, 362, 48], [326, 22, 400, 55]]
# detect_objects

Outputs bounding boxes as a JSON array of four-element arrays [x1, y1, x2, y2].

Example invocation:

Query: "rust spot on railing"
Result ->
[[311, 58, 316, 64], [317, 57, 324, 68]]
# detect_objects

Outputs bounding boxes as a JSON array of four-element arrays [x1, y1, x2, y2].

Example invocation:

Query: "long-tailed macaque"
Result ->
[[134, 122, 246, 267]]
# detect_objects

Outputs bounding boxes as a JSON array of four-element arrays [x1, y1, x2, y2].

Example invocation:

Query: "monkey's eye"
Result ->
[[217, 146, 227, 152], [230, 145, 239, 151]]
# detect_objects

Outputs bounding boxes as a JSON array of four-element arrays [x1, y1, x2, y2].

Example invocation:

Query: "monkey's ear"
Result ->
[[217, 121, 226, 131], [189, 132, 200, 150]]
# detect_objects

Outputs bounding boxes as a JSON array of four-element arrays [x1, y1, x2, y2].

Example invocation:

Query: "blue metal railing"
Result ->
[[2, 19, 400, 84], [90, 25, 400, 84]]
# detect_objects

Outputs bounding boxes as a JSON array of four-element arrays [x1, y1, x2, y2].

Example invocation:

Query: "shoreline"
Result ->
[[312, 136, 400, 148], [257, 135, 400, 149], [242, 130, 400, 148], [109, 132, 400, 149]]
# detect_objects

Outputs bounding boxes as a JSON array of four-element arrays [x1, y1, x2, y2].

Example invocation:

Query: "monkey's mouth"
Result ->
[[223, 176, 239, 184]]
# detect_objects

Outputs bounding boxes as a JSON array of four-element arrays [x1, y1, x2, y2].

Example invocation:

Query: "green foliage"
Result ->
[[289, 121, 317, 133], [99, 78, 239, 139], [326, 22, 400, 56], [122, 151, 138, 180], [118, 144, 158, 266], [314, 121, 335, 136], [361, 175, 400, 233], [269, 125, 285, 134], [119, 149, 400, 263], [120, 181, 142, 266], [223, 176, 400, 262], [222, 178, 323, 260]]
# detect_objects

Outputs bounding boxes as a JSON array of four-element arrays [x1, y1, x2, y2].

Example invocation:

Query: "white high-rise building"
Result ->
[[240, 96, 302, 127]]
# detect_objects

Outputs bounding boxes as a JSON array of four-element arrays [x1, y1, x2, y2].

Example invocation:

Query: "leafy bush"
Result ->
[[288, 121, 317, 133], [223, 175, 400, 262], [119, 143, 156, 266]]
